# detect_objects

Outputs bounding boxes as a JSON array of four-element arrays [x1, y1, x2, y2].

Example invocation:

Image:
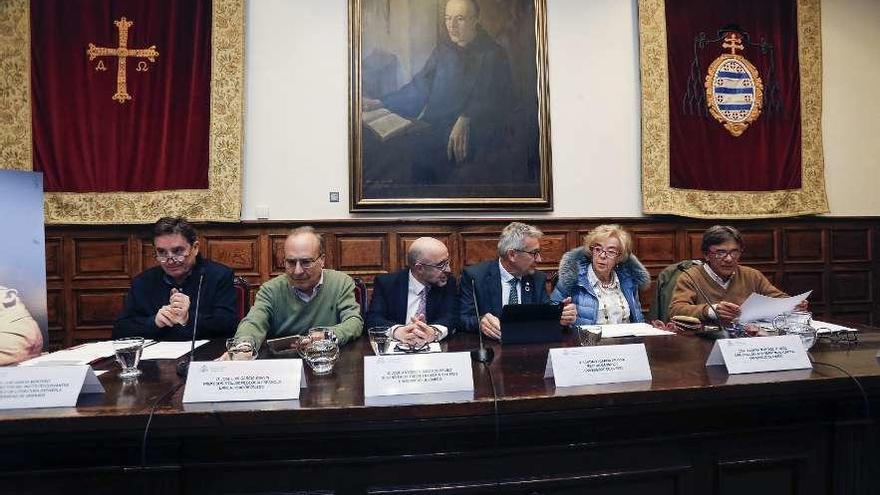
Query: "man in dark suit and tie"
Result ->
[[367, 237, 458, 347], [459, 222, 576, 339]]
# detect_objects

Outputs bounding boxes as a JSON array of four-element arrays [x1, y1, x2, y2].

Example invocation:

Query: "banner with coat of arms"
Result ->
[[638, 0, 828, 218], [0, 0, 244, 224]]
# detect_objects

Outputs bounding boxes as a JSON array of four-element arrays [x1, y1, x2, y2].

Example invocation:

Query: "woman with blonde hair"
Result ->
[[551, 224, 650, 325]]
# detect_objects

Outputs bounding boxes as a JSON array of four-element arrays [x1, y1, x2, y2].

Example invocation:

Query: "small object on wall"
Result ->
[[329, 191, 340, 203]]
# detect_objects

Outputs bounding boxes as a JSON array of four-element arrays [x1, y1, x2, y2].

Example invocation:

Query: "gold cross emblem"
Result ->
[[87, 17, 159, 103]]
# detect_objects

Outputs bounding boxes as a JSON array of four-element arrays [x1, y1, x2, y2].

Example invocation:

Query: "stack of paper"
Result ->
[[589, 323, 675, 338]]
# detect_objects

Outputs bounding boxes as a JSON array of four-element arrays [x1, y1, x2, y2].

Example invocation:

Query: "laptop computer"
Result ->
[[500, 303, 564, 345]]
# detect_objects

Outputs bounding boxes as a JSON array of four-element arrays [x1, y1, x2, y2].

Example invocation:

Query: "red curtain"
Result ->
[[666, 0, 801, 191], [31, 0, 212, 193]]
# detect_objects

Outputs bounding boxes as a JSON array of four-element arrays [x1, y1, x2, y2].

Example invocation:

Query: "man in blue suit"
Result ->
[[459, 222, 576, 339], [367, 237, 458, 348]]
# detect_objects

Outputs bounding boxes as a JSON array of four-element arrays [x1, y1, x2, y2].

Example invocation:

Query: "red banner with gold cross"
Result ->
[[0, 0, 243, 223]]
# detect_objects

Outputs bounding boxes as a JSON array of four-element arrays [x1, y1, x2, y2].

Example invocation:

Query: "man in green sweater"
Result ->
[[670, 225, 808, 323], [234, 226, 363, 348]]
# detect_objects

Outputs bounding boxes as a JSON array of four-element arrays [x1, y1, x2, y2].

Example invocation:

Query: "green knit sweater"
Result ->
[[234, 270, 363, 347]]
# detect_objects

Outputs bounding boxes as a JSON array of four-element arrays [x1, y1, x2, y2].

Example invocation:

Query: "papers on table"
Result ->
[[811, 320, 858, 335], [141, 340, 209, 360], [19, 341, 120, 366], [591, 323, 675, 338], [739, 291, 811, 322]]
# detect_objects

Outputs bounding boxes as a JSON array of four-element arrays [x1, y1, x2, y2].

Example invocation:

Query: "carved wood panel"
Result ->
[[632, 231, 677, 266], [830, 270, 872, 303], [73, 239, 130, 279], [831, 229, 871, 262], [74, 289, 127, 328], [203, 236, 260, 275], [783, 229, 825, 263], [335, 235, 387, 277], [460, 233, 501, 266], [44, 238, 63, 280]]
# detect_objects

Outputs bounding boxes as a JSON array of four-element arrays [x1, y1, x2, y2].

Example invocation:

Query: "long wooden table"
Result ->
[[1, 329, 878, 495]]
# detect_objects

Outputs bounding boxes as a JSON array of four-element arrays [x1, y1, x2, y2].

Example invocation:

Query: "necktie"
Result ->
[[416, 286, 427, 317], [507, 278, 519, 305]]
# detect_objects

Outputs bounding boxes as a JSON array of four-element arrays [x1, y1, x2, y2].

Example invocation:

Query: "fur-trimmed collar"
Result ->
[[556, 247, 650, 293]]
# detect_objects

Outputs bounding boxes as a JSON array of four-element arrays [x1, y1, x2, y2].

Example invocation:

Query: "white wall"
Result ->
[[243, 0, 880, 220]]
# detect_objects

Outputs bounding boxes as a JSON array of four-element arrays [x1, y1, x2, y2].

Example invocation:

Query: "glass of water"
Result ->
[[113, 337, 145, 380], [300, 337, 340, 375], [226, 336, 257, 360], [367, 326, 390, 356]]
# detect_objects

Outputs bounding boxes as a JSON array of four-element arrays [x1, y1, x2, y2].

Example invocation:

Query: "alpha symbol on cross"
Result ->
[[87, 17, 159, 103]]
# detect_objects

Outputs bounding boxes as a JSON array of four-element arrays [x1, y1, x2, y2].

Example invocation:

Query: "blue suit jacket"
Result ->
[[366, 269, 458, 331], [458, 259, 549, 333]]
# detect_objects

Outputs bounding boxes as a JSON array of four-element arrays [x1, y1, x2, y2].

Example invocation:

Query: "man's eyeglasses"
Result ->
[[155, 250, 191, 263], [418, 259, 450, 271], [284, 255, 324, 270], [514, 248, 542, 259], [590, 246, 620, 258], [708, 249, 742, 260]]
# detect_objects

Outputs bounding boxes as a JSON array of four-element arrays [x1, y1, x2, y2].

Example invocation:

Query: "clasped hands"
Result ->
[[155, 288, 190, 328], [479, 297, 577, 340], [392, 314, 438, 348]]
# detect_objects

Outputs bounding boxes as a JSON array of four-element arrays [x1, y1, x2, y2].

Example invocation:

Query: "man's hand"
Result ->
[[362, 98, 383, 112], [155, 306, 176, 328], [480, 313, 501, 340], [393, 318, 437, 347], [715, 301, 741, 321], [169, 289, 191, 325], [559, 297, 577, 326], [795, 299, 809, 312], [447, 115, 471, 163]]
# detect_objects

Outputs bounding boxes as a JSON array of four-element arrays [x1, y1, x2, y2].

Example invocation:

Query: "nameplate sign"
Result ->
[[182, 359, 306, 403], [544, 344, 652, 387], [364, 351, 473, 398], [0, 365, 104, 410], [705, 335, 812, 374]]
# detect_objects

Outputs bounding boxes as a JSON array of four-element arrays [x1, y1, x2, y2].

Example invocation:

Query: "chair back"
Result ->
[[232, 276, 251, 320], [352, 277, 368, 317], [647, 260, 699, 322]]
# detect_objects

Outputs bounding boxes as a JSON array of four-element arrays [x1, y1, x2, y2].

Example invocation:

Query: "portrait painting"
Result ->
[[349, 0, 552, 210]]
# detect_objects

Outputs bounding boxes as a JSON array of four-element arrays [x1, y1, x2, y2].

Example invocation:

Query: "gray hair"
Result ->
[[701, 225, 743, 253], [497, 222, 543, 257], [288, 226, 325, 255]]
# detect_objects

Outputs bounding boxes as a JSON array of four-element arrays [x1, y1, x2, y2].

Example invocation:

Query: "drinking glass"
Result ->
[[577, 325, 602, 346], [226, 336, 257, 360], [773, 311, 817, 350], [113, 337, 145, 379], [300, 338, 340, 374], [367, 326, 390, 356]]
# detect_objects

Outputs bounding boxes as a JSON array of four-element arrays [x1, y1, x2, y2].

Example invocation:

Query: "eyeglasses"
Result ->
[[708, 249, 742, 260], [284, 254, 324, 270], [418, 259, 450, 271], [590, 246, 620, 258], [155, 250, 191, 263], [514, 248, 542, 259]]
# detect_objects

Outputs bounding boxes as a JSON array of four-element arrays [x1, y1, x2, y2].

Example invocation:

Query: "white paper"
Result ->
[[544, 344, 652, 387], [705, 335, 812, 374], [182, 359, 305, 403], [19, 341, 117, 366], [384, 342, 442, 355], [141, 340, 209, 360], [0, 365, 104, 410], [363, 351, 473, 398], [739, 291, 811, 322], [594, 323, 675, 338], [811, 320, 857, 335]]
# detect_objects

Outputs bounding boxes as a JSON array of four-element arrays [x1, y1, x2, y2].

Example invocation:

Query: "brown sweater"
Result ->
[[669, 265, 787, 321]]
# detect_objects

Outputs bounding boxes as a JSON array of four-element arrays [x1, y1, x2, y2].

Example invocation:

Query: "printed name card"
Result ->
[[182, 359, 306, 403], [364, 351, 473, 398], [544, 344, 652, 387], [705, 335, 812, 374], [0, 365, 104, 410]]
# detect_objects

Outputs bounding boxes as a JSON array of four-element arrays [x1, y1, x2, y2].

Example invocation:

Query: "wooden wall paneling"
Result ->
[[536, 230, 568, 272], [269, 233, 287, 277], [334, 233, 388, 285], [203, 235, 260, 277], [460, 232, 501, 266], [740, 229, 778, 264], [45, 288, 64, 350], [782, 228, 825, 264], [73, 289, 128, 341], [397, 232, 455, 272], [72, 238, 131, 280], [44, 237, 63, 280], [830, 270, 872, 304], [831, 228, 871, 262]]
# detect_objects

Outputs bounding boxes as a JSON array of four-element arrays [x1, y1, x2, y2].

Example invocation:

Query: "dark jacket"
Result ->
[[551, 248, 651, 326], [366, 269, 458, 331], [113, 256, 238, 341], [458, 259, 549, 332]]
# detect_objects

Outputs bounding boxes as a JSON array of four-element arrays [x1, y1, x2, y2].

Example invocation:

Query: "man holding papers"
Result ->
[[367, 237, 457, 348], [669, 226, 808, 323]]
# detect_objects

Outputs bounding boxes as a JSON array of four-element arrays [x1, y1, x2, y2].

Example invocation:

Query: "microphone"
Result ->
[[676, 261, 726, 328], [469, 277, 494, 364], [176, 272, 205, 377]]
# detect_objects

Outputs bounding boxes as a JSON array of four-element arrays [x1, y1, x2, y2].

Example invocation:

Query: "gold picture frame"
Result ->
[[349, 0, 552, 211], [0, 0, 244, 224]]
